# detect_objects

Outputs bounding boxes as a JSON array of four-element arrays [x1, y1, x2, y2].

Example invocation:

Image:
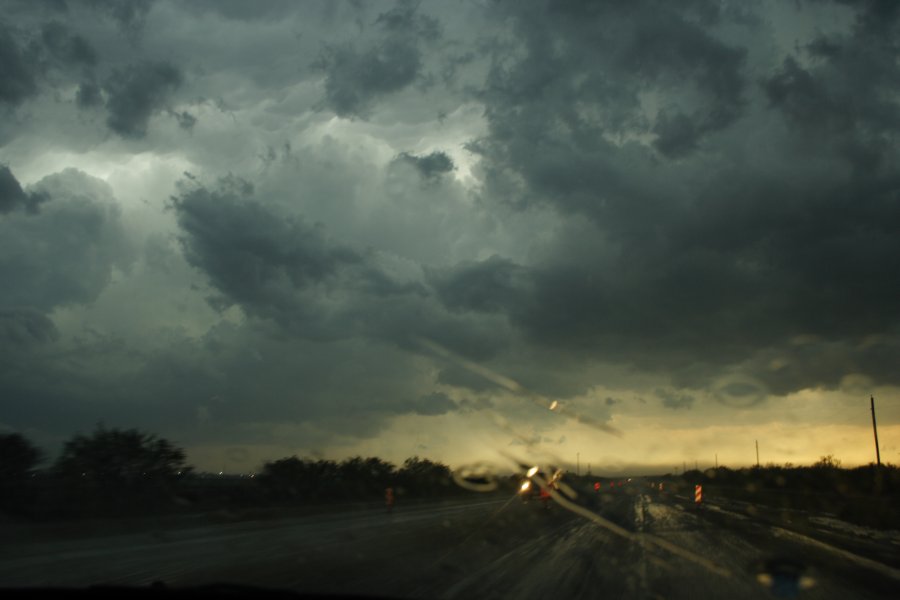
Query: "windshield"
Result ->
[[1, 1, 898, 599]]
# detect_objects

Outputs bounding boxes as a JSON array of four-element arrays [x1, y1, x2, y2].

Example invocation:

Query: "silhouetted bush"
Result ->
[[256, 454, 461, 503], [395, 456, 453, 498], [51, 425, 192, 516], [0, 432, 43, 515], [681, 460, 899, 497]]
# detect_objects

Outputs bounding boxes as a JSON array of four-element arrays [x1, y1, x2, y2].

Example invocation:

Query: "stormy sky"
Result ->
[[1, 0, 898, 474]]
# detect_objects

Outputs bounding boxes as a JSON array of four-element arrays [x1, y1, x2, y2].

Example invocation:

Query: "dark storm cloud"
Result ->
[[0, 308, 59, 347], [173, 173, 532, 400], [75, 79, 102, 108], [655, 388, 695, 410], [5, 0, 900, 462], [629, 11, 746, 157], [173, 110, 197, 131], [396, 151, 454, 180], [84, 0, 157, 32], [0, 24, 39, 107], [414, 391, 455, 416], [103, 61, 182, 138], [172, 176, 366, 317], [0, 166, 48, 214], [4, 0, 68, 12], [480, 0, 746, 161], [0, 18, 99, 126], [733, 336, 900, 397], [316, 1, 437, 117], [375, 0, 441, 39], [457, 0, 900, 394], [429, 255, 530, 315], [0, 320, 448, 445], [40, 21, 97, 66], [318, 39, 422, 117], [436, 365, 497, 393], [763, 5, 900, 172], [182, 0, 311, 21], [171, 175, 516, 369], [0, 169, 133, 311], [7, 0, 157, 30]]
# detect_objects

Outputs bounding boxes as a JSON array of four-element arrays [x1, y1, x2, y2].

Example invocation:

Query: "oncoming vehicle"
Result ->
[[517, 467, 562, 509]]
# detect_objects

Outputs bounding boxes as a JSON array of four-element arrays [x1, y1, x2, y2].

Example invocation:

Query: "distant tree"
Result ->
[[0, 433, 43, 514], [53, 426, 191, 514], [813, 455, 842, 469], [0, 432, 43, 482], [258, 455, 462, 503], [55, 426, 190, 485], [257, 456, 343, 501], [397, 456, 452, 496], [339, 456, 395, 495], [258, 456, 305, 498]]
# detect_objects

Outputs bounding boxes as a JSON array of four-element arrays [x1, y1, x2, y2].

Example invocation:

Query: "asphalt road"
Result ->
[[2, 486, 898, 599]]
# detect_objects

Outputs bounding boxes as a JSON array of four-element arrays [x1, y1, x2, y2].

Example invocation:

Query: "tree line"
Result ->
[[669, 458, 899, 529], [674, 455, 898, 496], [0, 427, 464, 520]]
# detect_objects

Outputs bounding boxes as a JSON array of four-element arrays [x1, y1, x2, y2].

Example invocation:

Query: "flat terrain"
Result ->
[[2, 484, 898, 599]]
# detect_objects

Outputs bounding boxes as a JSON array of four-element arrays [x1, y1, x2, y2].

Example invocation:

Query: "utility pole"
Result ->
[[715, 454, 718, 469], [683, 461, 687, 474], [755, 440, 760, 468], [576, 452, 580, 476], [871, 396, 882, 467]]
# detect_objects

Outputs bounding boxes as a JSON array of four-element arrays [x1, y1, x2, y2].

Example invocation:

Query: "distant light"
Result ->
[[520, 480, 532, 492], [526, 466, 539, 478], [549, 401, 559, 411], [219, 471, 223, 476]]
